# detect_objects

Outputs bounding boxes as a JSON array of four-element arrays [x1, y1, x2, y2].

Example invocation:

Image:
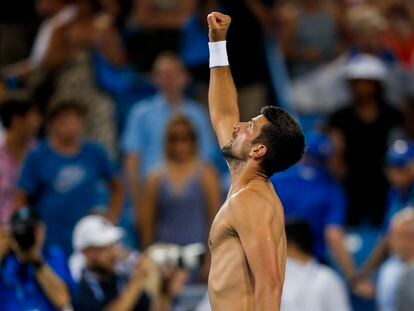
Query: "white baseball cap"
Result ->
[[344, 54, 387, 82], [73, 215, 124, 251]]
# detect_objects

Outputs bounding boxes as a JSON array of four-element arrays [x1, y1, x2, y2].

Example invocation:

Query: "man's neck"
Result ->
[[5, 131, 31, 162], [229, 160, 267, 190], [49, 135, 81, 156]]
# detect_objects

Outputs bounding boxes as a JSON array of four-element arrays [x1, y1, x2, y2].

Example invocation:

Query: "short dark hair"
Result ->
[[46, 97, 86, 123], [253, 106, 305, 177], [0, 98, 37, 129], [285, 220, 314, 255]]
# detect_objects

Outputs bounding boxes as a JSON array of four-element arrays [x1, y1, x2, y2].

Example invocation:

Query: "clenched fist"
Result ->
[[207, 12, 231, 42]]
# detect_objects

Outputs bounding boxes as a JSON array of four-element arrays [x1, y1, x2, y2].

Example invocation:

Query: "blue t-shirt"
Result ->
[[271, 164, 346, 260], [18, 141, 117, 255], [121, 94, 219, 178], [0, 246, 76, 311]]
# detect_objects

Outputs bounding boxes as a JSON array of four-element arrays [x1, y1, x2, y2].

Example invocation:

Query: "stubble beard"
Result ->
[[221, 142, 248, 171]]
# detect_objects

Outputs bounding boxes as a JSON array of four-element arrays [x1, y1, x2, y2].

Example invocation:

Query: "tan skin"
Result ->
[[207, 12, 285, 310]]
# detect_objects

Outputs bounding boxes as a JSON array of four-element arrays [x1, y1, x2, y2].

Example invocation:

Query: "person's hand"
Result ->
[[0, 228, 10, 260], [132, 255, 157, 281], [352, 278, 375, 299], [165, 268, 188, 299], [207, 12, 231, 42]]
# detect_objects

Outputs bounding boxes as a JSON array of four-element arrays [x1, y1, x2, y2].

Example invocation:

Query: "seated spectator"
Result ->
[[72, 215, 152, 311], [396, 264, 414, 311], [0, 208, 74, 311], [281, 221, 351, 311], [1, 0, 75, 81], [69, 216, 140, 282], [141, 115, 220, 280], [328, 54, 402, 227], [358, 139, 414, 281], [271, 133, 357, 283], [73, 214, 187, 311], [15, 98, 123, 256], [122, 53, 218, 217], [41, 0, 127, 156], [0, 98, 40, 225], [377, 208, 414, 311]]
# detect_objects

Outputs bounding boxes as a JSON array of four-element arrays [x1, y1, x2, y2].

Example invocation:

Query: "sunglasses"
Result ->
[[167, 133, 195, 143]]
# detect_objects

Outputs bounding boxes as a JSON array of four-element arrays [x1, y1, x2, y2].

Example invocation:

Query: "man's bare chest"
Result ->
[[209, 204, 237, 252]]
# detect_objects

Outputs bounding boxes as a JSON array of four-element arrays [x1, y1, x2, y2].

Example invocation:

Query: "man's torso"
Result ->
[[208, 181, 286, 310]]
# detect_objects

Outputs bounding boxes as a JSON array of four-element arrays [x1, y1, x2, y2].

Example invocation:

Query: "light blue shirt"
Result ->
[[121, 94, 218, 177]]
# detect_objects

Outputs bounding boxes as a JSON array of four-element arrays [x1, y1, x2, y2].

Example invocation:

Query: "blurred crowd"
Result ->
[[0, 0, 414, 310]]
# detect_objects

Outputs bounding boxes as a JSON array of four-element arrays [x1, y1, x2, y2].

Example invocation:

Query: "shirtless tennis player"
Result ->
[[206, 12, 305, 310]]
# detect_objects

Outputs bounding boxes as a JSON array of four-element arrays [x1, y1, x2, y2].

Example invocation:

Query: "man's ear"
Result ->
[[249, 144, 267, 158]]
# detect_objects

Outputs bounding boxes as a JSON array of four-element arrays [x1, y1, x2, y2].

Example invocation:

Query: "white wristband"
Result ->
[[209, 41, 229, 68]]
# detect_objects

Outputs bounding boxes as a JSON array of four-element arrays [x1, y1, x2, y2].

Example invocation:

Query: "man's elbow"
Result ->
[[255, 279, 283, 305]]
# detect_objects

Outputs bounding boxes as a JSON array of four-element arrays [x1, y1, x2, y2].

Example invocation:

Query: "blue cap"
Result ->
[[305, 133, 334, 163], [386, 140, 414, 168]]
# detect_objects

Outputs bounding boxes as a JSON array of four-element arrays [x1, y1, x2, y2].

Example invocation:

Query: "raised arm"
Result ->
[[207, 12, 240, 148]]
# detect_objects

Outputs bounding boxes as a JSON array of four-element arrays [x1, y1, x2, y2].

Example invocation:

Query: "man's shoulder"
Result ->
[[228, 184, 278, 221]]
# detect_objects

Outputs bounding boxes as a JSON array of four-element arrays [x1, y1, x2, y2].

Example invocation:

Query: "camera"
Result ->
[[147, 243, 206, 270], [10, 208, 39, 251]]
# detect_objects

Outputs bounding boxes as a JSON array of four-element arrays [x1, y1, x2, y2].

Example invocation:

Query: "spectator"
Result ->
[[328, 54, 402, 226], [271, 133, 357, 283], [2, 0, 76, 81], [0, 98, 40, 225], [395, 265, 414, 311], [383, 2, 414, 70], [42, 0, 127, 156], [384, 140, 414, 225], [281, 221, 351, 311], [15, 98, 123, 256], [358, 139, 414, 282], [0, 208, 74, 311], [377, 207, 414, 311], [73, 214, 188, 311], [69, 216, 140, 282], [122, 53, 218, 216], [140, 115, 220, 280], [279, 0, 341, 79], [127, 0, 195, 71], [72, 215, 152, 311]]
